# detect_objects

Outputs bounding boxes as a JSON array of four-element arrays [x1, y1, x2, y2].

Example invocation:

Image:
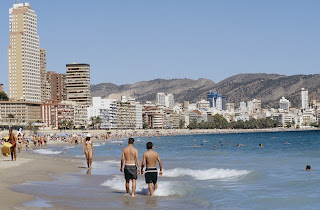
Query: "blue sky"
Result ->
[[1, 0, 319, 90]]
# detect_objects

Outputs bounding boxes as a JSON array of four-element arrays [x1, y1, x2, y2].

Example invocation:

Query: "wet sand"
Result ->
[[0, 151, 82, 209]]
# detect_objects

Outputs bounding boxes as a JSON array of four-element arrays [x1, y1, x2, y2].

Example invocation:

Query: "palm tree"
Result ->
[[95, 117, 102, 129], [60, 120, 67, 130], [67, 120, 74, 129]]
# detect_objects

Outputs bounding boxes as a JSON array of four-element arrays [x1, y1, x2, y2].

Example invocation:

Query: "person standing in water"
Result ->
[[83, 133, 94, 169], [141, 142, 163, 197], [120, 138, 140, 197], [17, 132, 23, 153], [9, 129, 17, 161]]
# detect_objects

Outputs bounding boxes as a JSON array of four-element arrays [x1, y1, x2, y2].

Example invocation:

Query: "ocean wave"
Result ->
[[75, 155, 85, 158], [64, 146, 74, 149], [164, 168, 250, 180], [93, 143, 101, 147], [110, 140, 124, 144], [101, 175, 180, 197], [33, 149, 62, 155], [102, 160, 119, 165]]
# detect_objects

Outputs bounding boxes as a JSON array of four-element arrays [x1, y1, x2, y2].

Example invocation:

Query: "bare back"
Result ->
[[123, 145, 138, 165], [143, 150, 159, 168]]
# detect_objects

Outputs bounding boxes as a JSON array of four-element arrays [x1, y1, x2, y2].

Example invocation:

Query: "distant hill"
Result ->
[[90, 74, 320, 108], [91, 78, 216, 103]]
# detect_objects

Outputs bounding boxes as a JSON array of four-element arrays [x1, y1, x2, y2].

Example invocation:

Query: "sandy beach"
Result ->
[[0, 147, 81, 209]]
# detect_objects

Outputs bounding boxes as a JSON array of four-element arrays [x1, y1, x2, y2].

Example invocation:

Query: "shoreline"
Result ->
[[0, 147, 82, 209], [1, 127, 318, 140], [0, 127, 318, 208]]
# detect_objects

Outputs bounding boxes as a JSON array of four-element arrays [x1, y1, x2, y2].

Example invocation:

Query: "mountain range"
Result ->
[[90, 73, 320, 108]]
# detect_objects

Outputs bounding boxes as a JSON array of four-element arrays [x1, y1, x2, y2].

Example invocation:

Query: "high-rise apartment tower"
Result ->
[[8, 3, 41, 102], [301, 88, 309, 110], [66, 63, 91, 106]]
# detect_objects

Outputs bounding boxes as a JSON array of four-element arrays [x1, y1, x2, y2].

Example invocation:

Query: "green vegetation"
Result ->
[[90, 116, 102, 129], [60, 120, 74, 130], [188, 114, 280, 129], [25, 122, 39, 134], [8, 114, 14, 118], [0, 92, 9, 101]]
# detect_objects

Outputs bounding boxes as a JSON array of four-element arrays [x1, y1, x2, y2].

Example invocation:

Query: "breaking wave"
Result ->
[[164, 168, 250, 180]]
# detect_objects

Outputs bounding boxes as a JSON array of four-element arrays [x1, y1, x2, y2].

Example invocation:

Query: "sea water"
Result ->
[[13, 131, 320, 209]]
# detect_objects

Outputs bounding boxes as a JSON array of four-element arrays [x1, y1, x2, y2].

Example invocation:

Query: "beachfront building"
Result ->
[[136, 104, 143, 129], [196, 99, 210, 110], [156, 93, 175, 109], [41, 100, 75, 128], [47, 71, 67, 102], [66, 63, 91, 128], [239, 101, 247, 113], [143, 107, 165, 129], [188, 110, 202, 124], [206, 91, 227, 110], [301, 88, 309, 110], [279, 97, 290, 111], [278, 113, 294, 127], [226, 103, 235, 113], [40, 49, 47, 103], [0, 101, 41, 127], [247, 99, 261, 114], [8, 3, 41, 102], [87, 97, 117, 129], [117, 101, 137, 129]]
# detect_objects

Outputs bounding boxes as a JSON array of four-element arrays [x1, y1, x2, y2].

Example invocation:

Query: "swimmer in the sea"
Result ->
[[306, 165, 312, 171], [259, 143, 263, 147]]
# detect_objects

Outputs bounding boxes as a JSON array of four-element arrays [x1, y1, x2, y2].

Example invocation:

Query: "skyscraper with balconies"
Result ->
[[66, 63, 91, 127], [66, 63, 91, 106], [8, 3, 41, 102]]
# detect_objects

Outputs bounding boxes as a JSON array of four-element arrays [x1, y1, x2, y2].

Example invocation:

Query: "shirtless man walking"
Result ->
[[141, 142, 163, 197], [9, 129, 17, 161], [120, 138, 140, 197]]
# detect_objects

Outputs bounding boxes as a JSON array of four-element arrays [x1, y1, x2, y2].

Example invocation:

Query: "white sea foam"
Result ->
[[33, 149, 62, 155], [103, 160, 119, 165], [64, 146, 74, 149], [110, 140, 124, 144], [101, 175, 181, 197], [93, 143, 101, 147], [75, 155, 85, 158], [164, 168, 250, 180]]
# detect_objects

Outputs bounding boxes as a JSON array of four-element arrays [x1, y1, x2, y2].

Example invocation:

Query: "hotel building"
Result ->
[[8, 3, 41, 102], [66, 63, 91, 127], [47, 71, 67, 102]]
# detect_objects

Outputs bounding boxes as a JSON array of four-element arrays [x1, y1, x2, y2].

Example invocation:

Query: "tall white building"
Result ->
[[8, 3, 41, 102], [156, 93, 166, 106], [279, 97, 290, 111], [239, 101, 247, 112], [156, 93, 174, 109], [301, 88, 309, 110]]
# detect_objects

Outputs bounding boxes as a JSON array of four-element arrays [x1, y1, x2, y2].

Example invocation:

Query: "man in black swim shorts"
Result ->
[[120, 138, 140, 197], [141, 142, 163, 197]]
